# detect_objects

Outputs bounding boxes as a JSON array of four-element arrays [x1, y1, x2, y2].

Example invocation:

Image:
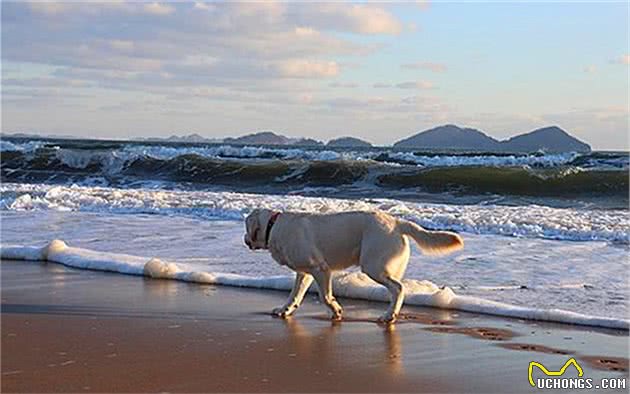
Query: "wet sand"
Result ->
[[2, 259, 628, 393]]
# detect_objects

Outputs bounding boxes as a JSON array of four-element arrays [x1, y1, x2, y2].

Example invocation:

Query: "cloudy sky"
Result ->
[[2, 1, 628, 149]]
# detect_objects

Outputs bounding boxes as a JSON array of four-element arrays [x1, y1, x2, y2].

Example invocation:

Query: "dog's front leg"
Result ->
[[311, 268, 343, 320], [272, 272, 313, 318]]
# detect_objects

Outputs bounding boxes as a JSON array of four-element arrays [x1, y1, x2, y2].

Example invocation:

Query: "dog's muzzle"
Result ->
[[244, 236, 261, 250]]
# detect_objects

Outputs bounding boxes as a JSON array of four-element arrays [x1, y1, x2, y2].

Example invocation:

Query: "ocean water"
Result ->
[[2, 137, 627, 208], [1, 137, 628, 328]]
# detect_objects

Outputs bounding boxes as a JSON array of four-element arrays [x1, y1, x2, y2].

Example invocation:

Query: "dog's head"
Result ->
[[244, 208, 275, 250]]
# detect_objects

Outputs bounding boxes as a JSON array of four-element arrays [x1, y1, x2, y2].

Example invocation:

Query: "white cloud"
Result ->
[[2, 2, 371, 82], [27, 1, 68, 15], [611, 54, 630, 65], [232, 1, 285, 20], [294, 27, 319, 37], [297, 93, 314, 104], [344, 4, 402, 34], [277, 60, 339, 79], [295, 3, 402, 35], [27, 1, 136, 16], [401, 62, 447, 73], [143, 2, 175, 16], [193, 2, 215, 12], [373, 81, 435, 90], [414, 1, 431, 11], [396, 81, 434, 89], [583, 65, 597, 74], [181, 55, 218, 67], [329, 82, 358, 88], [109, 40, 134, 52]]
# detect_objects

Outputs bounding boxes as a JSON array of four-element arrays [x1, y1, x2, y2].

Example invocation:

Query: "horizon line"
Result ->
[[2, 123, 597, 147]]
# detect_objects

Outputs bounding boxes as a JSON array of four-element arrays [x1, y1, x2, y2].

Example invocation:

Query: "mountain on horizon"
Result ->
[[224, 131, 323, 146], [394, 124, 498, 151], [501, 126, 591, 153], [166, 133, 211, 143], [393, 124, 591, 153], [327, 136, 373, 148], [134, 133, 221, 143], [5, 125, 592, 153]]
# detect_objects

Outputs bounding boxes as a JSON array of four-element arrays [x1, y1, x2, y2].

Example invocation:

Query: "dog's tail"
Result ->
[[397, 219, 463, 256]]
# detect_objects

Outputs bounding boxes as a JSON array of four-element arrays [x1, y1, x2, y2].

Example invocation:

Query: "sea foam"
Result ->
[[2, 240, 627, 330], [2, 183, 628, 243], [0, 140, 45, 153]]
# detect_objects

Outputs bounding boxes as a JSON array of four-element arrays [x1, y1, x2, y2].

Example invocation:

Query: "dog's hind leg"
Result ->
[[360, 234, 409, 324], [372, 275, 405, 324], [311, 268, 343, 320], [272, 272, 313, 318]]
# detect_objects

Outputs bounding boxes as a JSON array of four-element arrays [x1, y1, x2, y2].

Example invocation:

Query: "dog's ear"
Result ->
[[246, 209, 266, 234], [258, 209, 274, 225]]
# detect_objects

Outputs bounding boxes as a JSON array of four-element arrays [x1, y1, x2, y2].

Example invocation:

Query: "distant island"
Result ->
[[4, 124, 591, 153], [327, 137, 373, 148], [135, 133, 221, 143], [136, 132, 370, 147], [1, 132, 78, 140], [219, 125, 589, 153], [393, 125, 591, 153], [224, 131, 323, 146]]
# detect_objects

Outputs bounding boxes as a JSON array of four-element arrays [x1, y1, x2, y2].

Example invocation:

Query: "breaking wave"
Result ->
[[1, 140, 627, 205], [2, 183, 628, 243]]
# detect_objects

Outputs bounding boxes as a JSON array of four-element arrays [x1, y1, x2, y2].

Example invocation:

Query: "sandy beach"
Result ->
[[2, 259, 628, 393]]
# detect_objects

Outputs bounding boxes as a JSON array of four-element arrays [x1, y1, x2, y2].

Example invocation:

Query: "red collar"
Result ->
[[265, 211, 281, 248]]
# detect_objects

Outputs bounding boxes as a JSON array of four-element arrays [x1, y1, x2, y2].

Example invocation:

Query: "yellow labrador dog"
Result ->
[[244, 209, 463, 323]]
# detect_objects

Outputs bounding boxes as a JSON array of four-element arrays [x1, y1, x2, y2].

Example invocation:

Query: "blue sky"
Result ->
[[2, 1, 628, 149]]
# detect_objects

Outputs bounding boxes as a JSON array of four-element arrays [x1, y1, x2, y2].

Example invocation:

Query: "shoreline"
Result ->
[[2, 259, 628, 393], [2, 238, 628, 331]]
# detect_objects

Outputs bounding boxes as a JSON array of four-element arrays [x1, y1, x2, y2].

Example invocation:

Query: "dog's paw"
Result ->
[[329, 306, 343, 321], [378, 312, 398, 324], [271, 306, 294, 318]]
